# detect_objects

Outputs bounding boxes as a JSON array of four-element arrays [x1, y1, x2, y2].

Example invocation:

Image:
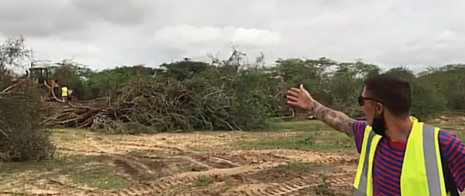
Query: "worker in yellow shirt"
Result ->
[[61, 85, 68, 103]]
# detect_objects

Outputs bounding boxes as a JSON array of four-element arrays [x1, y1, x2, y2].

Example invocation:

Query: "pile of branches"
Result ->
[[0, 81, 55, 162], [45, 74, 277, 133], [43, 102, 106, 128]]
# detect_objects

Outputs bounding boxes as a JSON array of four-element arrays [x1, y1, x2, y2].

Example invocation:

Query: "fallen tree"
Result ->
[[43, 69, 283, 133]]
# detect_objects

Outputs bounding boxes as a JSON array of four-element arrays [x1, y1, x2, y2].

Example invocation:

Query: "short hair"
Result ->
[[364, 74, 412, 116]]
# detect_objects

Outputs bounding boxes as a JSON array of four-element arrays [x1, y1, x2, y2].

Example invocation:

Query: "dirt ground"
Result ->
[[1, 118, 464, 196]]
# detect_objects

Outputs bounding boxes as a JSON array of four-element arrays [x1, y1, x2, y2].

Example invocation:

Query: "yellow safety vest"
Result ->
[[353, 117, 448, 196], [61, 87, 68, 96]]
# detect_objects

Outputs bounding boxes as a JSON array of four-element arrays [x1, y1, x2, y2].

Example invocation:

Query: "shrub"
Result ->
[[0, 83, 55, 162]]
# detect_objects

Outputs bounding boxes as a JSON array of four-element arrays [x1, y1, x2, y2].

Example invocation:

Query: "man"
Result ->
[[286, 74, 465, 195], [61, 85, 68, 103]]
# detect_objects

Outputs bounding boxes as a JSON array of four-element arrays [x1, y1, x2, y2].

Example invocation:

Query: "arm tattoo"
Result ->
[[310, 101, 355, 137]]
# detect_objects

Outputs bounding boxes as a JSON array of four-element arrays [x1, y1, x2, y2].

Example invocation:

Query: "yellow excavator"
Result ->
[[27, 61, 72, 102]]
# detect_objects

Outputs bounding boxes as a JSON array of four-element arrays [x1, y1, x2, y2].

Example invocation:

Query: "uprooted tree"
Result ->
[[44, 56, 283, 133]]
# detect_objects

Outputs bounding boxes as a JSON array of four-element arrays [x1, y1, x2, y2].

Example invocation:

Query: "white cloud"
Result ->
[[436, 31, 465, 43], [153, 25, 227, 46], [152, 25, 281, 62], [232, 28, 281, 47], [0, 0, 465, 71]]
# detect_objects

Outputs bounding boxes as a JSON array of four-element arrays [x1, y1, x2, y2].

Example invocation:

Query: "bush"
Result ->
[[0, 88, 55, 162], [91, 68, 276, 133], [410, 81, 447, 120]]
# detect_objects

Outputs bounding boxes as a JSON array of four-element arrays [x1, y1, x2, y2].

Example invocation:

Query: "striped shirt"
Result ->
[[353, 121, 465, 195]]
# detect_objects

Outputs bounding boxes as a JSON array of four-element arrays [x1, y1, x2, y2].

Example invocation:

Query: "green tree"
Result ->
[[84, 65, 161, 99], [384, 67, 416, 82], [0, 35, 31, 69], [411, 81, 447, 119], [160, 58, 214, 81], [417, 64, 465, 111], [51, 60, 90, 99]]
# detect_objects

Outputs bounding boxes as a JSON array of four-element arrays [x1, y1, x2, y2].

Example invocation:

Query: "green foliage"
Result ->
[[84, 65, 161, 99], [275, 58, 330, 99], [385, 67, 416, 82], [411, 81, 447, 119], [194, 175, 213, 186], [0, 92, 55, 162], [267, 120, 328, 132], [229, 68, 279, 129], [43, 56, 465, 132], [57, 56, 465, 132], [315, 174, 337, 196], [417, 64, 465, 111], [235, 132, 353, 151], [51, 62, 89, 99], [0, 37, 56, 161], [99, 65, 278, 133], [69, 166, 131, 189], [274, 59, 381, 117], [160, 59, 214, 81], [0, 35, 31, 69]]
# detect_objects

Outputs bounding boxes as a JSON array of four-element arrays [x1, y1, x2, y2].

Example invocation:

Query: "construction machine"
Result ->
[[28, 62, 58, 86], [27, 61, 72, 102]]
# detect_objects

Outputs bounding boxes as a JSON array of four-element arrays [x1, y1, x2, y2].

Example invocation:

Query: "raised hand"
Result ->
[[286, 84, 314, 110]]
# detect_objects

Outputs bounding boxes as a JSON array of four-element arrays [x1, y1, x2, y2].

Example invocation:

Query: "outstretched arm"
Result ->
[[287, 85, 356, 137], [309, 101, 355, 137]]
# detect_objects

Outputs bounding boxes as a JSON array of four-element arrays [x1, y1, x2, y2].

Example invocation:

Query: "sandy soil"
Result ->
[[2, 118, 464, 196], [3, 126, 465, 196], [0, 129, 360, 196]]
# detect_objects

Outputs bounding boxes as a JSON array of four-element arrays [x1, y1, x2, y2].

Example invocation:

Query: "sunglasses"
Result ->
[[358, 96, 381, 106]]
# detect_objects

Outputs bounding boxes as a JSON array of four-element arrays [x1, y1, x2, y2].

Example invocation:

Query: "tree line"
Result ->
[[56, 56, 465, 123]]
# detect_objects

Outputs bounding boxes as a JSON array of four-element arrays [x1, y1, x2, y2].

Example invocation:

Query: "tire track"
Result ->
[[112, 154, 155, 177], [89, 147, 353, 195], [94, 162, 283, 196], [113, 141, 186, 153], [221, 174, 352, 196], [188, 153, 242, 169], [311, 156, 358, 165], [111, 140, 242, 169], [174, 155, 214, 169], [224, 149, 358, 166], [61, 135, 242, 171], [207, 151, 288, 166], [52, 133, 358, 195], [56, 147, 105, 155], [222, 176, 316, 196], [208, 156, 242, 167]]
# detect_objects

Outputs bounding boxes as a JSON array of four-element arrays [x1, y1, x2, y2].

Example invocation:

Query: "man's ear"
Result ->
[[376, 103, 384, 115]]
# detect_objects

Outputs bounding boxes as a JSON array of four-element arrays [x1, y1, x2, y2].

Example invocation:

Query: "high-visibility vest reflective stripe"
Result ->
[[62, 87, 68, 96], [353, 119, 448, 196], [353, 126, 381, 196], [401, 123, 447, 195], [353, 126, 376, 194]]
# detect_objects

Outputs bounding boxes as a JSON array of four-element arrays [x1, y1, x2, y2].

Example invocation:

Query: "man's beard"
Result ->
[[372, 116, 386, 136]]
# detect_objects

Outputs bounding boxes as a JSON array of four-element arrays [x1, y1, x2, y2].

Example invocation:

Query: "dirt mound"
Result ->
[[208, 151, 289, 165]]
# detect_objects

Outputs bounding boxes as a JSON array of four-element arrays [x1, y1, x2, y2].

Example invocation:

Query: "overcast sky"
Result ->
[[1, 0, 465, 71]]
